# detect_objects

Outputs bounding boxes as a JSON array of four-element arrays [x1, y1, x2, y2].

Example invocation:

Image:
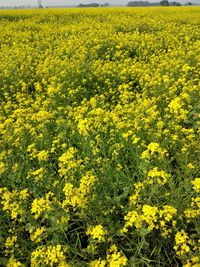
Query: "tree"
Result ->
[[77, 3, 100, 7], [127, 1, 150, 6], [101, 2, 110, 6], [160, 0, 169, 5], [170, 1, 181, 5]]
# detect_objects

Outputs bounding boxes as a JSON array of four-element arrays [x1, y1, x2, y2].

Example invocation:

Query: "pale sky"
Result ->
[[0, 0, 126, 6], [0, 0, 199, 6]]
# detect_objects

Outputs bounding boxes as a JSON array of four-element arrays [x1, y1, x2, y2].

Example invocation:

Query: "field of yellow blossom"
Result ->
[[0, 6, 200, 267]]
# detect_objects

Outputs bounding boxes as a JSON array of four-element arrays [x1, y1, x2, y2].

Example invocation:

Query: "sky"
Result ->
[[0, 0, 199, 6], [0, 0, 126, 6]]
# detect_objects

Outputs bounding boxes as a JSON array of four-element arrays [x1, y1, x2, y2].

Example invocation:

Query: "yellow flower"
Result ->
[[192, 178, 200, 193], [141, 142, 167, 160], [0, 161, 6, 174], [31, 192, 54, 219], [187, 163, 195, 169], [89, 259, 106, 267], [0, 188, 28, 220], [5, 236, 17, 248], [89, 245, 127, 267], [31, 245, 69, 267], [122, 210, 142, 233], [30, 227, 46, 243], [6, 256, 24, 267], [63, 171, 96, 208], [107, 245, 128, 267], [159, 205, 177, 222], [147, 168, 170, 185], [86, 225, 107, 242], [141, 205, 158, 231], [174, 230, 193, 257], [19, 189, 29, 200], [37, 150, 48, 161]]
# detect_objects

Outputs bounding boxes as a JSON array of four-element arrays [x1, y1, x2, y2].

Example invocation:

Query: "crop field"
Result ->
[[0, 6, 200, 267]]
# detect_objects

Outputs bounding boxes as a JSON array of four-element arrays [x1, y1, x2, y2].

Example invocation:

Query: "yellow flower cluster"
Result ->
[[37, 150, 49, 161], [122, 204, 177, 237], [86, 225, 108, 242], [192, 178, 200, 193], [5, 236, 18, 257], [185, 178, 200, 219], [6, 257, 24, 267], [31, 192, 54, 219], [147, 167, 170, 185], [174, 230, 191, 256], [29, 226, 46, 243], [173, 229, 200, 266], [0, 188, 29, 220], [62, 171, 96, 208], [90, 245, 127, 267], [31, 245, 69, 267], [58, 147, 81, 176], [141, 142, 168, 161]]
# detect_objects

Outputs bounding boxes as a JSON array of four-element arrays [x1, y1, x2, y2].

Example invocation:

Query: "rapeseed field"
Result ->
[[0, 7, 199, 267]]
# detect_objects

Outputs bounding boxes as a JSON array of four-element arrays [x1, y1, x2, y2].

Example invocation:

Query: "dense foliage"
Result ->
[[0, 7, 199, 267]]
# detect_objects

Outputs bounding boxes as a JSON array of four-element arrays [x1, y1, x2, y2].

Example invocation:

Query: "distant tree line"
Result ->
[[127, 1, 151, 6], [127, 0, 197, 6], [0, 5, 33, 9], [78, 3, 100, 7], [77, 1, 197, 7], [77, 2, 109, 7]]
